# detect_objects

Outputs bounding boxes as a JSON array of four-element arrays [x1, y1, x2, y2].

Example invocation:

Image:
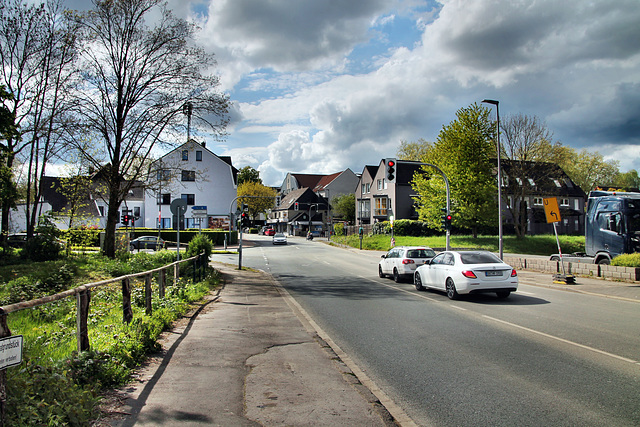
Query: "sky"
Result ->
[[65, 0, 640, 187]]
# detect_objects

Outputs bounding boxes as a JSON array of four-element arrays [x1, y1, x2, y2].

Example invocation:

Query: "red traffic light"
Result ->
[[387, 160, 395, 167], [446, 215, 452, 221]]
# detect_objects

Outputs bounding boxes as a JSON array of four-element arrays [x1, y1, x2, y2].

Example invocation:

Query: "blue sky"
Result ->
[[67, 0, 640, 186]]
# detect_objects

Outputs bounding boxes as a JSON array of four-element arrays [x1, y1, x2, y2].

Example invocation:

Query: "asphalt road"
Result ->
[[213, 235, 640, 426]]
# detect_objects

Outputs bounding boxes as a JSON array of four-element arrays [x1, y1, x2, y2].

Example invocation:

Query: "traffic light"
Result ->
[[385, 158, 396, 183], [240, 212, 249, 227], [440, 208, 452, 231], [294, 202, 299, 211]]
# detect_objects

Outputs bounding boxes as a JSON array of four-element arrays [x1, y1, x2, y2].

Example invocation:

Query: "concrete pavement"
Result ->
[[107, 262, 397, 427]]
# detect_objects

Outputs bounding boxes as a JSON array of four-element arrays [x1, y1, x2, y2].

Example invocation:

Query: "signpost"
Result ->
[[544, 197, 574, 284], [170, 199, 188, 261]]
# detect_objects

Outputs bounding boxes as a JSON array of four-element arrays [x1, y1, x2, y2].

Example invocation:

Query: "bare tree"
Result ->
[[0, 0, 79, 238], [500, 113, 555, 237], [71, 0, 229, 257]]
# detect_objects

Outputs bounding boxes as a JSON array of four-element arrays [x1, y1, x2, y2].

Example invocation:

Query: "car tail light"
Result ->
[[402, 259, 415, 265], [511, 269, 517, 277], [461, 270, 477, 279]]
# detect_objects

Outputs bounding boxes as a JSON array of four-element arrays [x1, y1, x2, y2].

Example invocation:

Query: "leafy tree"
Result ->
[[332, 193, 355, 223], [237, 181, 276, 222], [237, 166, 262, 185], [397, 139, 433, 161], [0, 85, 20, 242], [558, 149, 620, 194], [71, 0, 229, 257], [412, 103, 496, 237], [613, 169, 640, 190]]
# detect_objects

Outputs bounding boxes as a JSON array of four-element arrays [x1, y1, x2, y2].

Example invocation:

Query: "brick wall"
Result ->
[[504, 256, 640, 282]]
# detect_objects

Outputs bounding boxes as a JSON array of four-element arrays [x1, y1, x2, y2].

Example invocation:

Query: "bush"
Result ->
[[611, 253, 640, 267], [22, 234, 63, 262], [186, 234, 213, 259], [334, 223, 345, 236]]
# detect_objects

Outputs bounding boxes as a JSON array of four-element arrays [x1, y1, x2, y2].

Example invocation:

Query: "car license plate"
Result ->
[[485, 270, 502, 277]]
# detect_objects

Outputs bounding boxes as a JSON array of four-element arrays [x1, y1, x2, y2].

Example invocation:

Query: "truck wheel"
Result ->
[[550, 256, 560, 261], [597, 258, 610, 265]]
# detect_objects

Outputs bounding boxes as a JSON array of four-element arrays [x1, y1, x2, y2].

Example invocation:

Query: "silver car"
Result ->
[[379, 246, 436, 282], [272, 233, 287, 245]]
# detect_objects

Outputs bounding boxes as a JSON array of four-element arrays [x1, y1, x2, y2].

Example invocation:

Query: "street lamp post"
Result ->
[[482, 99, 503, 260]]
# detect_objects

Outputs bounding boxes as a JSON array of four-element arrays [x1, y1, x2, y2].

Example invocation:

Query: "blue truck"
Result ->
[[550, 190, 640, 264]]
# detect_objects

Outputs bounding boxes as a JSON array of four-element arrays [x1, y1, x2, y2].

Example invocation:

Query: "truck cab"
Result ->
[[585, 191, 640, 263]]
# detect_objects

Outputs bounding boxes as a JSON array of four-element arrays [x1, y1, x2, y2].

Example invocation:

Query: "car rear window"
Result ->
[[407, 249, 436, 258], [460, 252, 502, 264]]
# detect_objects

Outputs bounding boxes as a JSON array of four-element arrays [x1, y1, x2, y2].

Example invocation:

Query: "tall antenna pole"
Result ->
[[183, 102, 193, 142]]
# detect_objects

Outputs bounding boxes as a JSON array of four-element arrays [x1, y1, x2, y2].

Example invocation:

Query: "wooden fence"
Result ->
[[0, 252, 208, 425]]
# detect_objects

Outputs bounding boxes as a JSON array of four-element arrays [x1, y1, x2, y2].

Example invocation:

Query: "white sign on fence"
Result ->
[[0, 335, 23, 370]]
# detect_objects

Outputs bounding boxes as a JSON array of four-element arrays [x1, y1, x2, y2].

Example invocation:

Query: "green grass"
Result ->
[[331, 233, 586, 255], [0, 250, 222, 425]]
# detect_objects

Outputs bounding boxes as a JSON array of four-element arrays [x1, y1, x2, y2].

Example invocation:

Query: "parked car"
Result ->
[[414, 250, 518, 299], [6, 233, 28, 248], [259, 226, 269, 235], [265, 228, 276, 236], [272, 233, 287, 245], [130, 236, 165, 251], [379, 246, 436, 282]]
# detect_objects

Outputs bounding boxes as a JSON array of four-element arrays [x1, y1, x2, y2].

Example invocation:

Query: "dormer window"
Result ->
[[528, 178, 535, 186], [553, 179, 562, 187], [182, 150, 188, 161]]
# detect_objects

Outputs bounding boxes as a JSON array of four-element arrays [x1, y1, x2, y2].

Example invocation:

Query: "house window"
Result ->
[[361, 184, 366, 194], [377, 179, 382, 190], [158, 193, 171, 205], [181, 194, 195, 205], [181, 170, 195, 181], [134, 207, 140, 218], [161, 218, 171, 229], [516, 177, 523, 185], [383, 178, 387, 190], [98, 206, 105, 216], [366, 183, 370, 193], [374, 197, 389, 216], [157, 169, 170, 180], [196, 151, 202, 161], [185, 218, 198, 229], [553, 179, 562, 187], [560, 198, 569, 207], [528, 178, 536, 186], [533, 197, 543, 206], [574, 199, 580, 210], [182, 150, 188, 161], [502, 176, 509, 187]]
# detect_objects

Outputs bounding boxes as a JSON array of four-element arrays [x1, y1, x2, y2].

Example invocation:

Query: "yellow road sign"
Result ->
[[543, 197, 562, 223]]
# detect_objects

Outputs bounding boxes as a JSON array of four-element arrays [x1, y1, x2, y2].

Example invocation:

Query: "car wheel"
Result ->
[[445, 278, 458, 300], [129, 244, 134, 251], [393, 268, 401, 283], [414, 273, 424, 291], [496, 291, 511, 299], [378, 265, 385, 278]]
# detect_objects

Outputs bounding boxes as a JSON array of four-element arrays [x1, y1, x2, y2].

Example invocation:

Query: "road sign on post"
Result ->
[[170, 199, 188, 261], [543, 197, 561, 223]]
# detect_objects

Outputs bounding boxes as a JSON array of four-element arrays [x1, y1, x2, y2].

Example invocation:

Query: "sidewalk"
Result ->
[[107, 262, 396, 427]]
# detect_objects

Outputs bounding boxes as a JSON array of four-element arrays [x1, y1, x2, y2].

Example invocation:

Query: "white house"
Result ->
[[144, 140, 238, 229]]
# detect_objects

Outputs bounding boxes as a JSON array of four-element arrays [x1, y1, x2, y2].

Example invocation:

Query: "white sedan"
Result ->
[[414, 251, 518, 299], [272, 233, 287, 245]]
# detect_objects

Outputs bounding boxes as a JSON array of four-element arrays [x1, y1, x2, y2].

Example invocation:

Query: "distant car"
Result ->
[[259, 226, 269, 235], [6, 233, 28, 248], [379, 246, 436, 282], [265, 228, 276, 236], [272, 233, 287, 245], [130, 236, 165, 251], [414, 250, 518, 299]]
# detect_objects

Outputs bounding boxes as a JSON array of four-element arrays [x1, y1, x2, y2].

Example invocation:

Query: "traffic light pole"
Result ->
[[228, 195, 276, 270], [420, 163, 451, 251]]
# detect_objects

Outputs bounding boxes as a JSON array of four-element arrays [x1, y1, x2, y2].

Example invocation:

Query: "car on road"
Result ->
[[272, 233, 287, 245], [265, 228, 276, 236], [414, 250, 518, 299], [379, 246, 436, 282], [130, 236, 165, 251]]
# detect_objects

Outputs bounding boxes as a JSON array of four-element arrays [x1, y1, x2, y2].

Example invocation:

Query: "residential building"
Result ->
[[267, 188, 328, 236], [500, 160, 586, 235], [144, 140, 238, 229], [356, 160, 424, 225]]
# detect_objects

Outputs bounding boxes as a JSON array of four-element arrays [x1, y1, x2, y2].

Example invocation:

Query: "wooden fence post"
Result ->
[[145, 274, 152, 316], [0, 310, 10, 427], [122, 278, 133, 324], [174, 264, 179, 284], [159, 268, 165, 298], [76, 289, 91, 352]]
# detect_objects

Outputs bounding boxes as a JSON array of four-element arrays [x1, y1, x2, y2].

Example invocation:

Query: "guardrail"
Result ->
[[0, 252, 208, 424]]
